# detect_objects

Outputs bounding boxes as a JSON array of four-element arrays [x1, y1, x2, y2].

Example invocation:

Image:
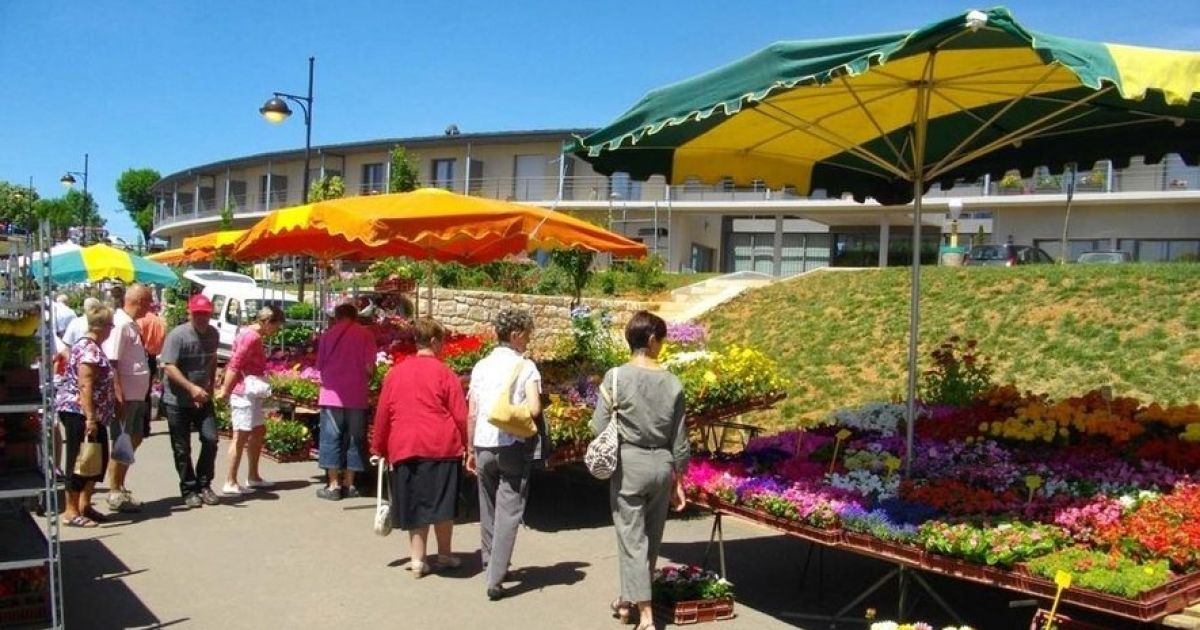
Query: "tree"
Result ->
[[389, 146, 420, 193], [973, 225, 988, 246], [64, 189, 104, 230], [309, 175, 345, 201], [0, 181, 39, 231], [549, 249, 595, 308], [115, 168, 160, 241], [33, 198, 75, 240]]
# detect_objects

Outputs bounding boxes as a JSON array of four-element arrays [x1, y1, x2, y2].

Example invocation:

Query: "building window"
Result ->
[[361, 163, 385, 195], [432, 159, 456, 190], [259, 175, 288, 208], [228, 180, 247, 210], [608, 171, 641, 202], [1117, 238, 1200, 262]]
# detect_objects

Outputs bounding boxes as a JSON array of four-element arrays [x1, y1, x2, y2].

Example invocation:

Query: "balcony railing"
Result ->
[[153, 162, 1199, 231]]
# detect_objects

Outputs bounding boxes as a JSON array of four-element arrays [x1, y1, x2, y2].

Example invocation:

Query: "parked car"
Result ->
[[1076, 250, 1132, 264], [965, 244, 1055, 266]]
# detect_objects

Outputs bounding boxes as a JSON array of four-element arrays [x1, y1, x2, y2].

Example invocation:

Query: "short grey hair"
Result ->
[[493, 307, 533, 343], [82, 297, 101, 311], [86, 304, 114, 332]]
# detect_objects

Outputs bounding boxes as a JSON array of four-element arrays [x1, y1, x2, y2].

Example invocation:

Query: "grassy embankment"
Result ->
[[703, 264, 1200, 430]]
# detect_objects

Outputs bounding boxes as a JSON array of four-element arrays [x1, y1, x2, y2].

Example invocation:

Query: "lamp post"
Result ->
[[260, 56, 314, 300], [60, 153, 89, 244], [947, 198, 963, 248]]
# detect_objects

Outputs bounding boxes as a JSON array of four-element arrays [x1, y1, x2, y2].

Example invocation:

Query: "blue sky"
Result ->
[[1, 0, 1197, 242]]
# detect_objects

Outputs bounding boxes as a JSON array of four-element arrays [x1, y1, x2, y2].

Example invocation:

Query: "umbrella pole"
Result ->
[[904, 66, 934, 480]]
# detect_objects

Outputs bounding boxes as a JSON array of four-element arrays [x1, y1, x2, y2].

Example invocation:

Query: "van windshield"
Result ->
[[244, 299, 299, 317]]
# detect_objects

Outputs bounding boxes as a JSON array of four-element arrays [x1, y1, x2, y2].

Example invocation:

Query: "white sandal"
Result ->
[[410, 560, 431, 579]]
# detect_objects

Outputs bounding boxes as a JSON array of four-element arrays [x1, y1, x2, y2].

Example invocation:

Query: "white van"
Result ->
[[183, 271, 303, 357]]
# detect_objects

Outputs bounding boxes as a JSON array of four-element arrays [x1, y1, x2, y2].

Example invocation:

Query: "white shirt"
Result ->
[[469, 346, 541, 448], [61, 315, 89, 346], [102, 308, 151, 400], [52, 302, 76, 336]]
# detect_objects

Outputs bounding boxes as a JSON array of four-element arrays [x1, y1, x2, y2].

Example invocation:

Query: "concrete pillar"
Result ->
[[879, 213, 891, 268], [773, 214, 784, 276], [193, 175, 201, 219], [172, 182, 179, 219]]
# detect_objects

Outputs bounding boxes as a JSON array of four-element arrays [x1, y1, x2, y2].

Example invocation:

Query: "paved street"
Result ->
[[58, 425, 1075, 630]]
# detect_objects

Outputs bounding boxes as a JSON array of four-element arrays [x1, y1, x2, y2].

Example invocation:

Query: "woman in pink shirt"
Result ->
[[315, 303, 377, 500], [217, 306, 284, 495]]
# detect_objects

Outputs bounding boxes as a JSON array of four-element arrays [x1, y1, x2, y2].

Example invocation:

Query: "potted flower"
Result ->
[[997, 172, 1024, 194], [652, 565, 735, 624], [262, 417, 312, 463]]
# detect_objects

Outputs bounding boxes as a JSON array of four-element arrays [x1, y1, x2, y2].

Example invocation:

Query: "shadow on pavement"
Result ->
[[656, 532, 1127, 630], [505, 560, 590, 596], [523, 466, 611, 532], [62, 538, 186, 629]]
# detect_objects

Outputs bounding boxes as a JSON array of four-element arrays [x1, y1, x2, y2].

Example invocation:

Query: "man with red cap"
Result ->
[[161, 294, 221, 508]]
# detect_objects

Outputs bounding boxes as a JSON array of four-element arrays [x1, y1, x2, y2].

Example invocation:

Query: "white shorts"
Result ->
[[230, 393, 265, 431]]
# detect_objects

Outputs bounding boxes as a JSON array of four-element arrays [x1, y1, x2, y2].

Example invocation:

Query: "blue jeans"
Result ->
[[317, 407, 368, 471]]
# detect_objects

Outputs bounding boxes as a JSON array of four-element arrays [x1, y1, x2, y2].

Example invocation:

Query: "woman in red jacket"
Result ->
[[370, 317, 469, 578]]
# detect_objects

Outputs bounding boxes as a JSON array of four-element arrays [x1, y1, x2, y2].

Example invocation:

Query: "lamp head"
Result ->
[[60, 173, 77, 188], [259, 97, 293, 123], [947, 198, 964, 221]]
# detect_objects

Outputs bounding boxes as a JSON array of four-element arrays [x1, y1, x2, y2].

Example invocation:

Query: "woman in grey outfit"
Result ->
[[591, 310, 689, 629]]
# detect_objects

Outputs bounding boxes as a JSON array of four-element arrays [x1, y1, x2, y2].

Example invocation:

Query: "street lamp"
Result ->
[[60, 153, 89, 244], [259, 56, 315, 204], [947, 198, 963, 248], [260, 56, 315, 301]]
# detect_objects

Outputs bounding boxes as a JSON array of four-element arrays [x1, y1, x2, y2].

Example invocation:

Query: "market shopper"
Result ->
[[161, 295, 221, 508], [52, 294, 76, 337], [136, 305, 166, 435], [370, 317, 468, 578], [61, 297, 101, 346], [315, 303, 376, 500], [101, 284, 153, 513], [466, 307, 541, 601], [216, 305, 284, 495], [56, 303, 116, 528], [590, 310, 688, 630]]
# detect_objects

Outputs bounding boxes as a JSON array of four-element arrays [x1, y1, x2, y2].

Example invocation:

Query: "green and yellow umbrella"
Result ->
[[33, 243, 179, 287], [569, 6, 1199, 475]]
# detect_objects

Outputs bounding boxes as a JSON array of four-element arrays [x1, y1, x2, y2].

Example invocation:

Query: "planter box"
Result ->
[[653, 597, 735, 625], [1011, 565, 1200, 622], [545, 442, 587, 468], [842, 531, 925, 566], [0, 591, 49, 627], [688, 393, 786, 427]]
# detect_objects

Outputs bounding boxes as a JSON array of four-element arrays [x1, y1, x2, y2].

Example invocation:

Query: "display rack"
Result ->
[[0, 222, 64, 629]]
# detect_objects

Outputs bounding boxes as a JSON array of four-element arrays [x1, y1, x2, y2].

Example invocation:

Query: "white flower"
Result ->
[[870, 622, 899, 630], [826, 402, 906, 437], [662, 350, 714, 367]]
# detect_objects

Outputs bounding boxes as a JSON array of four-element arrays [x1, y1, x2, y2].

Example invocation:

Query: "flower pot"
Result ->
[[653, 597, 735, 625], [263, 448, 312, 463]]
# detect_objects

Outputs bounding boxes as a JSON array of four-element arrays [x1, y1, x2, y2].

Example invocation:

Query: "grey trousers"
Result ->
[[610, 445, 673, 603], [477, 443, 532, 589]]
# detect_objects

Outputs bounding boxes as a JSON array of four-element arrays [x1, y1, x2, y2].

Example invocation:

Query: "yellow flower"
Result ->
[[703, 371, 718, 384]]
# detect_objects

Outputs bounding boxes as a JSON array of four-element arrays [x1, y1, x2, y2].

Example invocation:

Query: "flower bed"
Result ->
[[681, 339, 1200, 622]]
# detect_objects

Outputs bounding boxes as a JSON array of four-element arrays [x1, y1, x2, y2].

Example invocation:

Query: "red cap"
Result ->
[[187, 294, 214, 314]]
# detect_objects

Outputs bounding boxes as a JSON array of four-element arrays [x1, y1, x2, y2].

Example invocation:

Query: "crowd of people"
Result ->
[[50, 285, 690, 628]]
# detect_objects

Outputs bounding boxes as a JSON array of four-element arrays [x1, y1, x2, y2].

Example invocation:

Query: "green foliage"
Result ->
[[917, 521, 1068, 568], [972, 225, 988, 246], [598, 271, 618, 295], [919, 336, 994, 406], [366, 257, 418, 283], [554, 307, 625, 371], [652, 566, 734, 603], [548, 250, 594, 306], [267, 374, 319, 405], [999, 171, 1023, 190], [703, 263, 1200, 429], [263, 419, 310, 454], [115, 168, 160, 240], [1026, 548, 1171, 598], [0, 336, 38, 370], [625, 254, 667, 292], [266, 324, 316, 350], [389, 146, 420, 193], [285, 302, 316, 321], [532, 263, 573, 296], [214, 398, 231, 432], [0, 181, 38, 231], [308, 175, 346, 202]]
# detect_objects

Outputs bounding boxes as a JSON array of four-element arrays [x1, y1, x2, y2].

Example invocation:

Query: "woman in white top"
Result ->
[[466, 307, 541, 602]]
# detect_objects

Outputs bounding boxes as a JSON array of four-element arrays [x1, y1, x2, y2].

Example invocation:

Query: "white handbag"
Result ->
[[585, 367, 621, 480], [242, 375, 273, 400], [372, 456, 393, 537]]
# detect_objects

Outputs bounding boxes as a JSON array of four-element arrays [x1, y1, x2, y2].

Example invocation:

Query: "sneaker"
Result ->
[[221, 482, 247, 496], [121, 489, 143, 510], [343, 486, 362, 499], [184, 493, 203, 508], [245, 478, 274, 489], [316, 486, 343, 501], [199, 488, 220, 506], [107, 492, 142, 513]]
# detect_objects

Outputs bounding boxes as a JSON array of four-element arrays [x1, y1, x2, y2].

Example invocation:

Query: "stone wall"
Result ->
[[420, 288, 658, 353]]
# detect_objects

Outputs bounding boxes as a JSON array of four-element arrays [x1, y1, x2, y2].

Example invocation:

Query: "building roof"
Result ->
[[153, 128, 595, 190]]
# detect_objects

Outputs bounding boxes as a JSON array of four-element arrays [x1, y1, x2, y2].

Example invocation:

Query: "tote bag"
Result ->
[[487, 360, 538, 439], [74, 434, 103, 477], [585, 367, 620, 480]]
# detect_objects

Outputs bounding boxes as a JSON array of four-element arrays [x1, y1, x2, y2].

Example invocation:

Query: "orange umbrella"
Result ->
[[146, 248, 198, 265], [230, 188, 646, 262], [182, 229, 247, 259]]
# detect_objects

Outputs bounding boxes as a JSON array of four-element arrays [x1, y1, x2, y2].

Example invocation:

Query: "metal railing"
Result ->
[[153, 161, 1199, 230]]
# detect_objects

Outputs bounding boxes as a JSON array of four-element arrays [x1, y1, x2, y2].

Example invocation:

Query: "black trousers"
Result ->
[[165, 403, 218, 496]]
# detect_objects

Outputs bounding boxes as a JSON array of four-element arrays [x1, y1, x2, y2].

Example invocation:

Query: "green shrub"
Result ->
[[627, 254, 667, 293], [285, 302, 315, 321], [264, 324, 315, 350], [597, 271, 618, 296], [264, 419, 310, 454], [1026, 548, 1171, 598]]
